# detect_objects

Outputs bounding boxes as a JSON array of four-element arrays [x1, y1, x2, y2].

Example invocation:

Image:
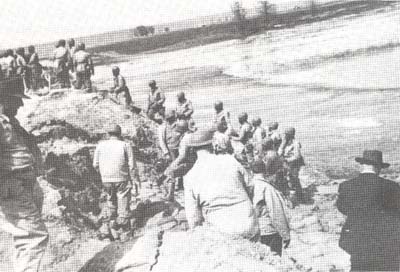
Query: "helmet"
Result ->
[[175, 120, 189, 133], [177, 91, 185, 100], [165, 109, 176, 121], [28, 45, 35, 53], [16, 47, 24, 55], [252, 117, 262, 127], [284, 127, 296, 137], [238, 112, 248, 122], [214, 100, 223, 111], [148, 80, 157, 87], [268, 121, 279, 130], [112, 66, 120, 73], [68, 38, 75, 46], [77, 42, 85, 50], [57, 39, 66, 47]]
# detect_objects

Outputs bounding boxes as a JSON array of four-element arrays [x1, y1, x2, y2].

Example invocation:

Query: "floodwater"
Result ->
[[93, 2, 400, 179]]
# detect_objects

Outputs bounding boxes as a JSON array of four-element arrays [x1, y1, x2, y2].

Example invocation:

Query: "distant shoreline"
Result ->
[[89, 0, 392, 61], [3, 0, 392, 63]]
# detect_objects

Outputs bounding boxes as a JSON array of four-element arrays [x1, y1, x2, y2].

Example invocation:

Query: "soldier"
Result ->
[[147, 80, 165, 122], [27, 46, 43, 91], [52, 39, 70, 88], [278, 127, 305, 202], [267, 121, 281, 151], [252, 117, 266, 145], [15, 48, 28, 90], [73, 42, 94, 91], [1, 49, 17, 78], [213, 100, 232, 135], [176, 92, 194, 120], [67, 38, 76, 73], [0, 77, 49, 271], [110, 66, 132, 107], [232, 112, 253, 145], [15, 47, 27, 76], [213, 119, 233, 155]]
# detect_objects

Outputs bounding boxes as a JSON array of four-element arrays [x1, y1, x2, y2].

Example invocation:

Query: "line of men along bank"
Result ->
[[0, 38, 94, 92], [93, 80, 306, 258]]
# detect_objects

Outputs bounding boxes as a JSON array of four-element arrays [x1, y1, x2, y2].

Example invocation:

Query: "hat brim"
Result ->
[[14, 93, 31, 99], [0, 93, 31, 99], [186, 139, 213, 148], [355, 157, 390, 168]]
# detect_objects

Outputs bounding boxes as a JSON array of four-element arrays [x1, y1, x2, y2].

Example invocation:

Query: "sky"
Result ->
[[0, 0, 328, 48]]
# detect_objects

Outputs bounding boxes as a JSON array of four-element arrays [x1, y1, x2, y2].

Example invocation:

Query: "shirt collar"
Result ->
[[0, 114, 10, 123], [361, 169, 378, 174]]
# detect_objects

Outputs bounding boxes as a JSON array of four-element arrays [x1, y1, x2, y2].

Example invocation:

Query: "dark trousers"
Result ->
[[350, 255, 400, 271], [75, 71, 92, 90], [288, 166, 303, 201], [56, 67, 70, 88], [260, 233, 283, 256]]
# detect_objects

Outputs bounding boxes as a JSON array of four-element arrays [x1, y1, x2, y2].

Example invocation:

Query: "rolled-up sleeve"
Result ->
[[125, 143, 139, 182], [93, 145, 100, 169]]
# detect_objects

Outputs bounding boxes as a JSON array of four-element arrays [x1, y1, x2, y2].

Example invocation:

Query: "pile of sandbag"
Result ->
[[116, 226, 306, 272]]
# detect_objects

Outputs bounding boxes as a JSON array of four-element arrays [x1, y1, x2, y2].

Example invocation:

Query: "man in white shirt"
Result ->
[[93, 125, 141, 240]]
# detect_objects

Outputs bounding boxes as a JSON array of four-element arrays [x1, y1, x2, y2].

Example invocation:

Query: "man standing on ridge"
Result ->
[[110, 66, 132, 107], [278, 127, 304, 202], [73, 42, 94, 91], [147, 80, 165, 122], [213, 101, 232, 135], [52, 39, 70, 88], [176, 92, 194, 121], [0, 77, 49, 272]]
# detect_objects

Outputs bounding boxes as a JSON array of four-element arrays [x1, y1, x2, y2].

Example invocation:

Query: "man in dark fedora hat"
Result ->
[[337, 150, 400, 271], [0, 77, 49, 272]]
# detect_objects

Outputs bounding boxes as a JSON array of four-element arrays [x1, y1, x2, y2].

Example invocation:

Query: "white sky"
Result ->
[[0, 0, 329, 48]]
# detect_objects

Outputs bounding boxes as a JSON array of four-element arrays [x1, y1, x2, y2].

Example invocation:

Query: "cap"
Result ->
[[284, 127, 296, 136], [177, 92, 185, 99], [165, 109, 176, 120], [108, 125, 122, 136]]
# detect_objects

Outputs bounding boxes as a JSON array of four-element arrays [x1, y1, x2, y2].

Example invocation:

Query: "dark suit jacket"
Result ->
[[337, 173, 400, 257]]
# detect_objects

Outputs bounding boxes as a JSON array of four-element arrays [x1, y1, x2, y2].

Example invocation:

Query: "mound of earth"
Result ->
[[115, 226, 307, 272]]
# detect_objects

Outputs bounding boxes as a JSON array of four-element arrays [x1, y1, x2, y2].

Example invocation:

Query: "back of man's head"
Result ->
[[108, 125, 122, 138]]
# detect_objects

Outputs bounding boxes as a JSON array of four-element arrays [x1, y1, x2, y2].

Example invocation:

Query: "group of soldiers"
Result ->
[[0, 45, 43, 91], [0, 38, 94, 95], [52, 39, 94, 90], [151, 90, 305, 204]]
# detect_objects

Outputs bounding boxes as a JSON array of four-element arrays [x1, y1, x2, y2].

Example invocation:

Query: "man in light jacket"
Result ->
[[251, 160, 290, 256], [93, 125, 141, 240], [184, 126, 259, 240]]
